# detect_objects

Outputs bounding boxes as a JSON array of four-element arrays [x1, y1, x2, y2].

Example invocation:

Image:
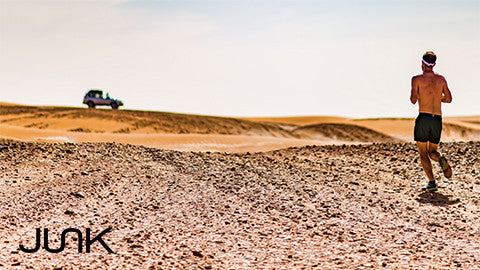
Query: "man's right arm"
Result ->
[[410, 76, 418, 104]]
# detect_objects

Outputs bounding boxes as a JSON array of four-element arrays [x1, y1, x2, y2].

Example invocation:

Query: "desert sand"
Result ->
[[1, 103, 479, 269], [1, 140, 479, 269], [1, 104, 479, 152]]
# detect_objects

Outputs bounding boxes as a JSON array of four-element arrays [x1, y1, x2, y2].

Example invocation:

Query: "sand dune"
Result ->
[[293, 123, 398, 143], [445, 115, 480, 131], [442, 122, 480, 141], [353, 117, 480, 142], [240, 115, 349, 126], [0, 124, 338, 153], [1, 103, 479, 152], [0, 102, 24, 106], [0, 105, 292, 137], [244, 115, 480, 142]]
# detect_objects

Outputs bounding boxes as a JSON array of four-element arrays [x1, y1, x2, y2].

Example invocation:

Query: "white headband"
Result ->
[[422, 59, 435, 67]]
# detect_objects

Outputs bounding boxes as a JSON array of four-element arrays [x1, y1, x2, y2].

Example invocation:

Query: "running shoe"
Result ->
[[421, 181, 438, 192], [439, 156, 452, 179]]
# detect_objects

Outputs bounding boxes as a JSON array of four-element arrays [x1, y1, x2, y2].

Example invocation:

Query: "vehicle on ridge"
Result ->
[[83, 89, 124, 109]]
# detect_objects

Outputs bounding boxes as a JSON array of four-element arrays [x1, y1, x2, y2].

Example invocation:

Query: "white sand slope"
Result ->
[[1, 103, 479, 152], [0, 125, 341, 153]]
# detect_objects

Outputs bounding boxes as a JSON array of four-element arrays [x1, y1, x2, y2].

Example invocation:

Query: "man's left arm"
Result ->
[[441, 77, 452, 103]]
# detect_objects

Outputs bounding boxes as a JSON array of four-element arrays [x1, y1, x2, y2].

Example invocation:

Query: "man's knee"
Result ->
[[427, 147, 438, 155], [427, 143, 439, 153]]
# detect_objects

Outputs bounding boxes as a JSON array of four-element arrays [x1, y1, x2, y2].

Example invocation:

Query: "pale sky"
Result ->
[[0, 0, 479, 118]]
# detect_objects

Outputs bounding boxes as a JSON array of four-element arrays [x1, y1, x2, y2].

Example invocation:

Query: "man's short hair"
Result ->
[[422, 51, 437, 65]]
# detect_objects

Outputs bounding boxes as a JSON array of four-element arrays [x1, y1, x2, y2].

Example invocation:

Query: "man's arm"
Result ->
[[441, 78, 452, 103], [410, 76, 418, 104]]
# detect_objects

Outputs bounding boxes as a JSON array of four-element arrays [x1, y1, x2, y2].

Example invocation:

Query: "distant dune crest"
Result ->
[[293, 123, 398, 143], [1, 104, 479, 152]]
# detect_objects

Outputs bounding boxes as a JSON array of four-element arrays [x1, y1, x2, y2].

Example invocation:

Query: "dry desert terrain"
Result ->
[[0, 103, 479, 269], [1, 103, 479, 152]]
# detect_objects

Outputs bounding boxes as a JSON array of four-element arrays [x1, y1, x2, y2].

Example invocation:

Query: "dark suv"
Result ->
[[83, 90, 124, 109]]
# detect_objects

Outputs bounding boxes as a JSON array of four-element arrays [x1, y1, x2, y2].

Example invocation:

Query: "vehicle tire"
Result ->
[[87, 101, 95, 109], [111, 102, 119, 110]]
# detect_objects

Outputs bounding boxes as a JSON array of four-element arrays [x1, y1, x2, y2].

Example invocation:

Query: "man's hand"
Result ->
[[441, 95, 452, 103]]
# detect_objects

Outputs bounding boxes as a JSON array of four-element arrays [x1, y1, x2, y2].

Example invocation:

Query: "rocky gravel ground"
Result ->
[[0, 141, 479, 269]]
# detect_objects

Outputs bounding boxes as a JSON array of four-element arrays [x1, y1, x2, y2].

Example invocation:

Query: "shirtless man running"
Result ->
[[410, 51, 453, 192]]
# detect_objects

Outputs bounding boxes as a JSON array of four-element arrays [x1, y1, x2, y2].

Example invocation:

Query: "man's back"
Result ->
[[411, 72, 452, 116]]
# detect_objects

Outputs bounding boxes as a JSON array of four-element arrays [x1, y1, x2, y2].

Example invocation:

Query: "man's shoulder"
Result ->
[[412, 74, 422, 81], [412, 73, 446, 81]]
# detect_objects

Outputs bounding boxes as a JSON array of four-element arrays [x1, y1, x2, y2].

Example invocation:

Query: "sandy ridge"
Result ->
[[1, 104, 479, 152]]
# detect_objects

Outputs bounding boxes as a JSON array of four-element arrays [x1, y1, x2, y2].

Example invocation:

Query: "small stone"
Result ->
[[192, 250, 203, 257], [71, 192, 85, 198]]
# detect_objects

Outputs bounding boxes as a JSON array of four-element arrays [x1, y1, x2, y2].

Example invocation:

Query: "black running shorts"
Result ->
[[414, 113, 442, 144]]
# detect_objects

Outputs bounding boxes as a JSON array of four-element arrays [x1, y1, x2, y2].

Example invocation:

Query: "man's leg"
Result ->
[[417, 141, 435, 182], [429, 141, 453, 179], [427, 142, 441, 162]]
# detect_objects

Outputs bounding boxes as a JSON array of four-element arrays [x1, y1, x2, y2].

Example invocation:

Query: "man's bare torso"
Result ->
[[410, 72, 452, 116]]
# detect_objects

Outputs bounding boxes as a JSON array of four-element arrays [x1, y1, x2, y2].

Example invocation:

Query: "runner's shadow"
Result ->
[[415, 191, 460, 206]]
